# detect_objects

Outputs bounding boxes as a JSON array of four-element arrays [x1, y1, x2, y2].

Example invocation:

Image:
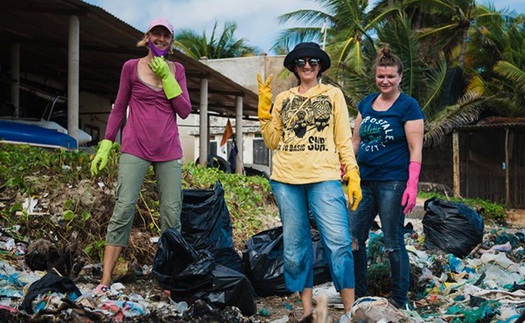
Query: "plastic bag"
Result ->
[[422, 197, 484, 258], [153, 228, 256, 316], [20, 273, 81, 314], [152, 227, 215, 293], [181, 181, 244, 274], [242, 226, 331, 297]]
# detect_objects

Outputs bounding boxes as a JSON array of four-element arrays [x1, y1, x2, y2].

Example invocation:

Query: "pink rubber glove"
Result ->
[[401, 162, 421, 214]]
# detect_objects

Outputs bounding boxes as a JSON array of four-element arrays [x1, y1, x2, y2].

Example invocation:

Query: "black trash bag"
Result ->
[[181, 180, 244, 274], [170, 263, 257, 317], [152, 228, 257, 316], [20, 273, 81, 314], [152, 227, 215, 293], [422, 197, 484, 258], [242, 226, 332, 297]]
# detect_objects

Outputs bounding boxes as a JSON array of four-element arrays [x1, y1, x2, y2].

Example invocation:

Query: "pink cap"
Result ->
[[147, 17, 174, 34]]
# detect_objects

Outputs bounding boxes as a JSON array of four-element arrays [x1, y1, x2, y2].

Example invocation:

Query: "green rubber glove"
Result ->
[[91, 139, 113, 176], [149, 56, 182, 99], [344, 168, 363, 211], [257, 73, 273, 120]]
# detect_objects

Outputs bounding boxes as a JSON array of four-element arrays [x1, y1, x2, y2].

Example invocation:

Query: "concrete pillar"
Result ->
[[10, 43, 20, 117], [452, 131, 460, 197], [67, 15, 80, 146], [235, 96, 243, 174], [199, 78, 209, 166]]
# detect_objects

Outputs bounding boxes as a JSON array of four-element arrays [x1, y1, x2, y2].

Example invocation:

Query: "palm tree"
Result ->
[[273, 0, 385, 116], [467, 14, 525, 117], [401, 0, 508, 68], [173, 21, 258, 59], [410, 3, 525, 146], [275, 2, 448, 115], [273, 0, 375, 76], [275, 0, 524, 147]]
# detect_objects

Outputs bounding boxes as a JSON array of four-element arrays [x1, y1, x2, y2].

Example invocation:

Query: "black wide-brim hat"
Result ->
[[284, 42, 331, 73]]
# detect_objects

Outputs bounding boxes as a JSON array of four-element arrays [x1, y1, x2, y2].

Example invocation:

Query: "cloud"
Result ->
[[86, 0, 524, 54], [86, 0, 321, 53]]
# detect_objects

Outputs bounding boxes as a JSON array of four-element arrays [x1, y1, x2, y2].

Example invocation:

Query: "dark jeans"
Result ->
[[348, 180, 410, 307]]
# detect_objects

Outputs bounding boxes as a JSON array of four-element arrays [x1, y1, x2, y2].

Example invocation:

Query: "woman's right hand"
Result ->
[[90, 139, 113, 176], [149, 57, 182, 99], [257, 73, 273, 121]]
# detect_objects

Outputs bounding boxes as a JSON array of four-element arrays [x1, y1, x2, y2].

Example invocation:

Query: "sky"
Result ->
[[84, 0, 525, 55]]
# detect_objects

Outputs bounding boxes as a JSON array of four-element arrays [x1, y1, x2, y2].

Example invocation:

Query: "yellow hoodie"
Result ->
[[261, 83, 358, 184]]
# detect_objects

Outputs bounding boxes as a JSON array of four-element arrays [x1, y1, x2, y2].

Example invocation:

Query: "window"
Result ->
[[253, 139, 269, 165], [210, 141, 218, 155]]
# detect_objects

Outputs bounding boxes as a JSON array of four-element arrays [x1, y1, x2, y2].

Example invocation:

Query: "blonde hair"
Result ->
[[374, 44, 403, 74], [136, 32, 174, 55]]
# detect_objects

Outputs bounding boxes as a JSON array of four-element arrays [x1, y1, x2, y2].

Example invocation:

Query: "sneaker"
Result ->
[[339, 311, 352, 323], [93, 284, 109, 296]]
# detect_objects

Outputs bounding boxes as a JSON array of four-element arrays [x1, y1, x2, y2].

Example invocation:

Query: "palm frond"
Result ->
[[174, 20, 256, 59], [420, 53, 448, 112], [466, 74, 486, 95], [493, 60, 525, 93], [377, 10, 421, 96], [272, 27, 324, 52], [277, 9, 332, 26], [424, 92, 487, 147]]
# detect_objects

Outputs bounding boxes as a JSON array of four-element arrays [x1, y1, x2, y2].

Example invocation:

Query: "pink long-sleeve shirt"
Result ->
[[104, 58, 192, 162]]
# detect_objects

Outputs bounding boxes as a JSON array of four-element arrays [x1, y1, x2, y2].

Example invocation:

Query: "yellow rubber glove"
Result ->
[[149, 56, 182, 99], [257, 73, 273, 121], [344, 168, 362, 211], [90, 139, 113, 176]]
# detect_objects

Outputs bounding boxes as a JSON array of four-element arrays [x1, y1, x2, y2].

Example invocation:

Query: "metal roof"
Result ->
[[455, 118, 525, 131], [0, 0, 259, 118]]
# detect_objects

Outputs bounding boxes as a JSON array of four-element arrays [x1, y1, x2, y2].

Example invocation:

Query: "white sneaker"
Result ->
[[339, 311, 352, 323]]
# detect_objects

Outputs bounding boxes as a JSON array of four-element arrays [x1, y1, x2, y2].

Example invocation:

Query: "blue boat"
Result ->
[[0, 120, 77, 149]]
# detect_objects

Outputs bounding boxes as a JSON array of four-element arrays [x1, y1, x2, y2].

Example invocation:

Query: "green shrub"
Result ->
[[0, 144, 279, 264]]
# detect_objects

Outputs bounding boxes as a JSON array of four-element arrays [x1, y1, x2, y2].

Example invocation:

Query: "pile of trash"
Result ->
[[346, 198, 525, 322], [0, 188, 524, 322], [0, 259, 255, 322]]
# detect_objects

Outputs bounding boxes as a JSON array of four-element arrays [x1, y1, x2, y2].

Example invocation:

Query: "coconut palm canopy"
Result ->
[[173, 20, 259, 60], [273, 0, 525, 147]]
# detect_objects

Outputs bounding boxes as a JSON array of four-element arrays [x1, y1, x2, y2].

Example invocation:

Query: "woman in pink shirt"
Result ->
[[90, 17, 191, 294]]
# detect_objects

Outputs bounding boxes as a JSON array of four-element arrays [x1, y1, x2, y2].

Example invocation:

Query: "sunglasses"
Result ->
[[294, 58, 320, 68]]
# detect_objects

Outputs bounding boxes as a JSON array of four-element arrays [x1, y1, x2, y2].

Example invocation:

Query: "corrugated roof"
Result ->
[[0, 0, 259, 118], [455, 118, 525, 131]]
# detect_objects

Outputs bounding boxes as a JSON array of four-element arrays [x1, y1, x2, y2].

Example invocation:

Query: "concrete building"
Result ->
[[0, 0, 257, 172], [180, 54, 296, 168]]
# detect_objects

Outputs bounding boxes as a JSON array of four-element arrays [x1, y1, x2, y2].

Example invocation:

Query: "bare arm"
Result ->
[[404, 119, 424, 163], [352, 113, 363, 156]]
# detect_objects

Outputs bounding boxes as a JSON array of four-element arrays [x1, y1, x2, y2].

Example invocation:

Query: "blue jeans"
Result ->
[[270, 180, 354, 292], [348, 180, 410, 307], [106, 153, 183, 247]]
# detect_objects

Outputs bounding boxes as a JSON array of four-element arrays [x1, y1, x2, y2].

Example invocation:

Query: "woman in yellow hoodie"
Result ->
[[257, 42, 361, 322]]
